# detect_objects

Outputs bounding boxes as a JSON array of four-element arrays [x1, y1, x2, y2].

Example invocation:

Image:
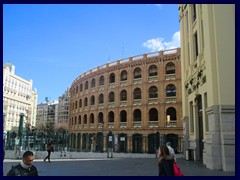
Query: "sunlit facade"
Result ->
[[69, 48, 183, 153], [179, 4, 235, 171]]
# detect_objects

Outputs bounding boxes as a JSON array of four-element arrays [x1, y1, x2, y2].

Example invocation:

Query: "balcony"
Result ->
[[120, 80, 127, 86], [120, 101, 127, 107], [108, 102, 115, 108], [108, 122, 114, 129], [133, 99, 141, 105], [120, 122, 127, 128], [148, 98, 158, 104], [166, 121, 177, 127], [165, 74, 176, 80], [90, 123, 95, 129], [133, 78, 142, 84], [133, 121, 141, 128], [148, 76, 158, 82], [166, 97, 176, 103], [148, 121, 158, 128]]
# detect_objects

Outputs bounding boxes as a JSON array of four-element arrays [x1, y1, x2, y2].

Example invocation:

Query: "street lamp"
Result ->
[[19, 113, 24, 148]]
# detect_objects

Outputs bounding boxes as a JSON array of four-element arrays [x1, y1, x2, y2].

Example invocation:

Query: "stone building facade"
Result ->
[[68, 48, 182, 153], [179, 4, 235, 171]]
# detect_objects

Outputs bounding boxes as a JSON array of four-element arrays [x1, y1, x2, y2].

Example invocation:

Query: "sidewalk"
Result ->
[[3, 151, 235, 176]]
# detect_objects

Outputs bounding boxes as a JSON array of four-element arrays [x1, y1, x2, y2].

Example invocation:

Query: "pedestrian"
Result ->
[[7, 150, 38, 176], [157, 145, 174, 176], [14, 136, 20, 159], [166, 141, 176, 162], [44, 141, 54, 163]]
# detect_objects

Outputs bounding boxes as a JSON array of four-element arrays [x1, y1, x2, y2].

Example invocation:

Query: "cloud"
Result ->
[[154, 4, 163, 9], [142, 31, 180, 52]]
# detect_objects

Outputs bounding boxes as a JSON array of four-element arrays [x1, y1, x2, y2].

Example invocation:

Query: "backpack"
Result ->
[[173, 162, 184, 176]]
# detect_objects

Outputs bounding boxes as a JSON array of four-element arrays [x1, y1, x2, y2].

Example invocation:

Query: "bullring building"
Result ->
[[68, 48, 183, 154]]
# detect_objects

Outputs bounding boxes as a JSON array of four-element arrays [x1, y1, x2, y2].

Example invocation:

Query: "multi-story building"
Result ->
[[36, 100, 58, 130], [179, 4, 235, 171], [69, 48, 182, 153], [57, 88, 70, 129], [3, 63, 38, 133]]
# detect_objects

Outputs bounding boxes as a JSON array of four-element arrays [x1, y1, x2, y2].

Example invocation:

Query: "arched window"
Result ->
[[149, 108, 158, 121], [166, 62, 175, 74], [133, 88, 141, 99], [75, 101, 78, 109], [79, 99, 82, 108], [149, 86, 158, 98], [166, 107, 177, 121], [109, 92, 115, 102], [149, 65, 158, 76], [133, 109, 141, 121], [91, 78, 96, 88], [80, 83, 83, 92], [99, 76, 104, 86], [98, 112, 104, 123], [108, 111, 114, 122], [166, 84, 176, 97], [84, 97, 88, 106], [120, 90, 127, 101], [120, 110, 127, 122], [120, 70, 127, 81], [85, 81, 89, 90], [75, 116, 77, 125], [90, 113, 94, 124], [76, 86, 78, 94], [78, 115, 81, 124], [99, 94, 104, 104], [90, 95, 95, 105], [134, 67, 142, 79], [84, 114, 87, 124], [109, 73, 115, 83]]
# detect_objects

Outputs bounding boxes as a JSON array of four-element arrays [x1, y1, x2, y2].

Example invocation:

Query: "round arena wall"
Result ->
[[69, 48, 183, 153]]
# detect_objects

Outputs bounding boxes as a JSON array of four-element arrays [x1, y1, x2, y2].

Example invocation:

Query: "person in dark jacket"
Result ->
[[7, 150, 38, 176], [158, 145, 174, 176], [44, 141, 54, 162]]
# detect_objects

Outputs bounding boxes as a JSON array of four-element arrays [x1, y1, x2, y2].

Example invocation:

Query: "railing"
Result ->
[[165, 74, 176, 80], [149, 121, 158, 128], [166, 121, 177, 127], [148, 98, 158, 104], [133, 78, 142, 84], [133, 121, 141, 128], [133, 99, 141, 105], [166, 97, 176, 103], [72, 48, 179, 83], [108, 122, 114, 128], [120, 122, 127, 128], [120, 101, 127, 106], [148, 76, 158, 82]]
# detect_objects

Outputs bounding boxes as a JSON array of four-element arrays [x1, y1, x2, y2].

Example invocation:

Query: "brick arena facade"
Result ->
[[69, 48, 183, 153]]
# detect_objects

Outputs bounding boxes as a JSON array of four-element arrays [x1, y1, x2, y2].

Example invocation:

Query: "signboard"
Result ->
[[108, 136, 112, 142]]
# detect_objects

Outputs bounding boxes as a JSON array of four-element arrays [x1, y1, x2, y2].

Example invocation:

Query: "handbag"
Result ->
[[173, 162, 184, 176]]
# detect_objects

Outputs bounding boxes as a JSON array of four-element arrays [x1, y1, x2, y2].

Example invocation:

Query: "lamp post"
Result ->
[[19, 113, 24, 148]]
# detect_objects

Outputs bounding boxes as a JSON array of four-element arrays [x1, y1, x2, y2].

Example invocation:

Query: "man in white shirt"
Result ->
[[166, 141, 176, 162]]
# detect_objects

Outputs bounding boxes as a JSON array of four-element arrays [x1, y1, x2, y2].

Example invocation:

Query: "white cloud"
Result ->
[[143, 31, 180, 52], [154, 4, 163, 9]]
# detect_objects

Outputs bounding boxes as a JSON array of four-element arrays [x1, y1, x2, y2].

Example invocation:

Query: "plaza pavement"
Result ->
[[3, 151, 235, 176]]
